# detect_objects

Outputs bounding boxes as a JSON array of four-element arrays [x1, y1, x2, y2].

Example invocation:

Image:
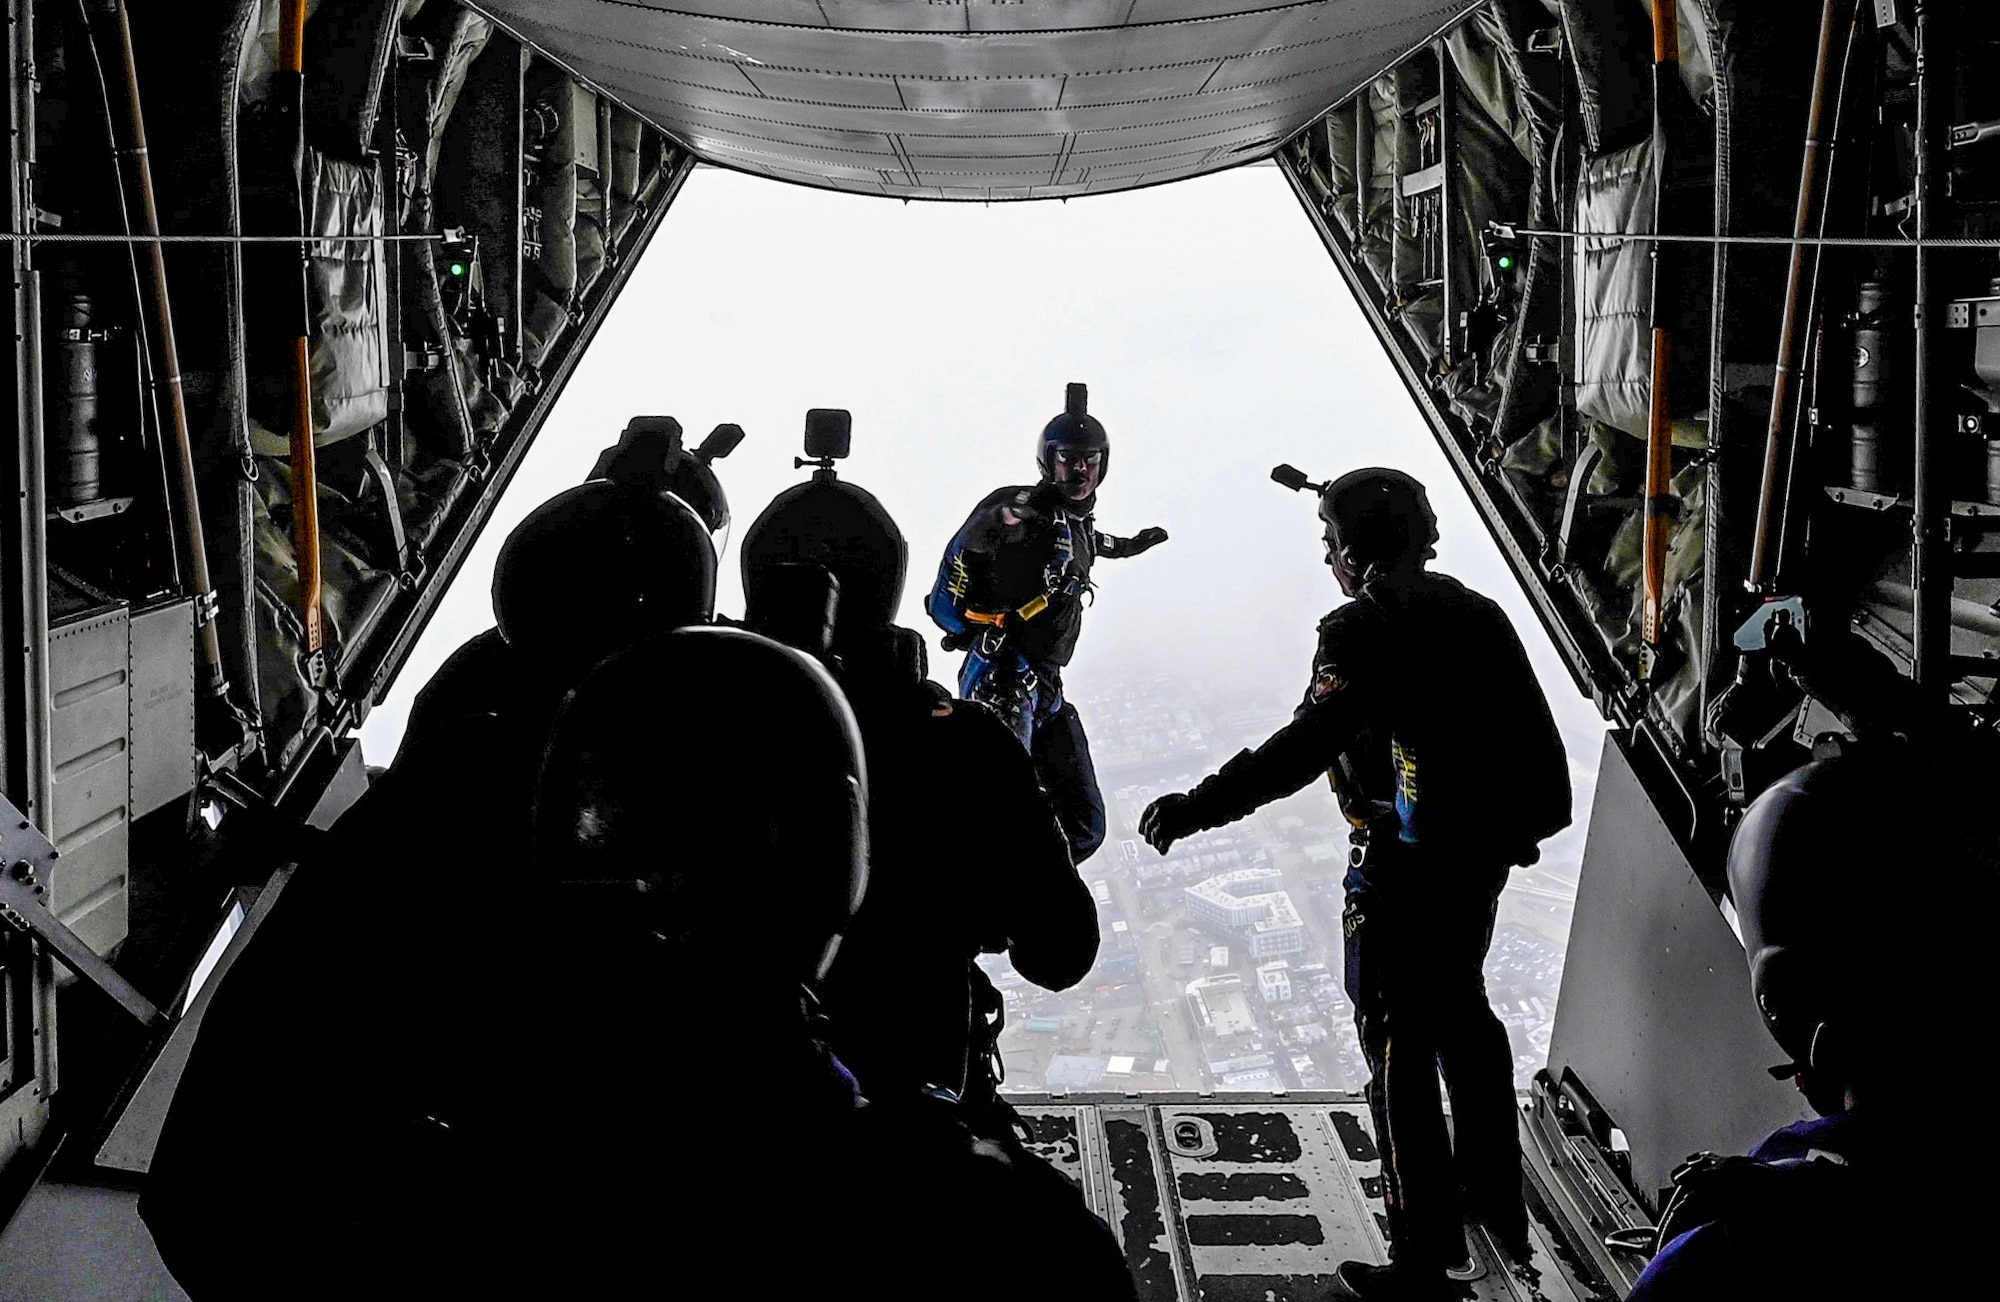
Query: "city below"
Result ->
[[981, 673, 1579, 1097]]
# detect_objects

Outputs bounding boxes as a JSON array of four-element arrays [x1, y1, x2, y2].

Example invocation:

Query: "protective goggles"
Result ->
[[1052, 447, 1104, 469]]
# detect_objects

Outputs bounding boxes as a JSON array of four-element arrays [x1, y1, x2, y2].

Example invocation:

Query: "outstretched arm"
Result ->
[[1140, 673, 1370, 853], [1096, 526, 1168, 559]]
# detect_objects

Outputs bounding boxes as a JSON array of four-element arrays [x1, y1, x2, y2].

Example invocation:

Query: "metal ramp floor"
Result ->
[[0, 1093, 1615, 1300], [1013, 1095, 1613, 1302]]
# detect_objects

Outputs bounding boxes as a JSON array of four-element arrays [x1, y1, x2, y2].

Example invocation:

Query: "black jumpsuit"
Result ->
[[142, 674, 1131, 1300], [818, 629, 1099, 1118], [1181, 570, 1569, 1268]]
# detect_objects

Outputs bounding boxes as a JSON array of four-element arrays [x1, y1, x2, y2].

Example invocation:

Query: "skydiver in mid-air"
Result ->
[[927, 383, 1168, 864]]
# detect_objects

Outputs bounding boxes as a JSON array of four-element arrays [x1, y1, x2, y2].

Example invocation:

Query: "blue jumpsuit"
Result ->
[[929, 484, 1148, 863], [1626, 1111, 1908, 1299]]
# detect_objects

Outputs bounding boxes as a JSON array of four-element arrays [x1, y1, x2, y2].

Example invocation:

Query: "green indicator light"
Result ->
[[450, 262, 467, 276], [1497, 254, 1515, 270]]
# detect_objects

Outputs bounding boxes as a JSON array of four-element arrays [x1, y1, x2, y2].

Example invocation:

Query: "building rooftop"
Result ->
[[1186, 868, 1284, 907], [1045, 1055, 1108, 1092], [1252, 894, 1303, 934]]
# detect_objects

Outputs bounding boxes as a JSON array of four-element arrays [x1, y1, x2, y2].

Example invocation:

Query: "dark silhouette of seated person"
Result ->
[[139, 480, 721, 1299], [142, 703, 546, 1295], [528, 628, 1135, 1298], [397, 472, 718, 802], [1627, 746, 1992, 1300], [144, 627, 1134, 1299], [739, 433, 1097, 1125], [397, 412, 735, 784]]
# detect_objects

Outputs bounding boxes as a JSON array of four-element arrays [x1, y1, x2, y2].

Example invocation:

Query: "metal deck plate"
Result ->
[[1015, 1097, 1611, 1302]]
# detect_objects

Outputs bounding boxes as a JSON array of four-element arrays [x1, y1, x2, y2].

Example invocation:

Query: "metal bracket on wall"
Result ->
[[0, 792, 163, 1028]]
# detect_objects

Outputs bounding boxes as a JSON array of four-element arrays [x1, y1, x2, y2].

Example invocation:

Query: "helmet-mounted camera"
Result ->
[[1271, 463, 1331, 495], [744, 408, 908, 643], [1274, 463, 1438, 576], [799, 408, 853, 476], [592, 415, 743, 550]]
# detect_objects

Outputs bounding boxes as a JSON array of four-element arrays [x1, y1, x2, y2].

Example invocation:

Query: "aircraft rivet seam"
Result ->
[[563, 14, 1436, 83], [657, 92, 1317, 140], [620, 66, 1350, 120], [518, 0, 1458, 43], [708, 134, 1224, 177], [684, 114, 1291, 163], [571, 29, 1390, 96]]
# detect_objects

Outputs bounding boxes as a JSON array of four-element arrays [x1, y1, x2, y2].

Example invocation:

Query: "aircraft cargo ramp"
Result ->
[[1013, 1097, 1610, 1302], [0, 1092, 1614, 1301]]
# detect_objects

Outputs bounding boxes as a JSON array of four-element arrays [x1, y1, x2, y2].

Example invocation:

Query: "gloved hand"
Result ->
[[1139, 791, 1204, 854], [1126, 526, 1168, 555], [999, 484, 1066, 533]]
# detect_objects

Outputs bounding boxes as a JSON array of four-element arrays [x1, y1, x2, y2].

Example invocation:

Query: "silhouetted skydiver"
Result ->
[[140, 480, 723, 1301], [396, 468, 720, 797], [144, 628, 1134, 1299], [526, 628, 1135, 1299], [741, 439, 1097, 1127], [927, 383, 1167, 864], [395, 412, 734, 772], [1626, 747, 1991, 1300], [1139, 468, 1569, 1302]]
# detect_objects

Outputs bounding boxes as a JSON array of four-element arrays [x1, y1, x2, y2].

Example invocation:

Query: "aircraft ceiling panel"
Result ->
[[658, 2, 1299, 31], [699, 138, 895, 183], [894, 76, 1067, 113], [660, 110, 893, 157], [476, 0, 1479, 199], [734, 66, 913, 110], [1056, 62, 1227, 108], [818, 1, 1183, 31], [901, 134, 1069, 163], [646, 1, 842, 26], [552, 41, 758, 100], [1087, 159, 1209, 185], [1074, 139, 1226, 173], [643, 1, 1143, 32], [1057, 104, 1288, 151], [934, 170, 1083, 190], [1123, 0, 1319, 23], [1205, 45, 1380, 95]]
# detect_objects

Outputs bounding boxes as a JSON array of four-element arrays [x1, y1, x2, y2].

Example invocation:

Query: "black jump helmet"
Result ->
[[1037, 382, 1110, 486], [741, 461, 908, 651], [1319, 467, 1439, 576], [590, 414, 743, 554], [533, 626, 869, 987], [1726, 752, 1925, 1112], [492, 480, 717, 674]]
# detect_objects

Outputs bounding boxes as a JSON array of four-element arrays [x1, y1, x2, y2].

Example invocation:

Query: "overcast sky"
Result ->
[[358, 162, 1604, 864]]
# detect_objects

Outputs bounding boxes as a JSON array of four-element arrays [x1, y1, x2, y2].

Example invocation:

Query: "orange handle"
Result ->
[[289, 337, 321, 652], [279, 0, 307, 75], [1643, 329, 1674, 648]]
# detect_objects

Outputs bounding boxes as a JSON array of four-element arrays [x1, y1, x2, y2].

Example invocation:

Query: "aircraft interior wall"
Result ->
[[0, 0, 688, 1209], [1277, 0, 2000, 1254]]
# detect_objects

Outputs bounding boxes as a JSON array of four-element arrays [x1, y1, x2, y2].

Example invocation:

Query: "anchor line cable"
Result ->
[[0, 231, 443, 242], [1494, 223, 2000, 250]]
